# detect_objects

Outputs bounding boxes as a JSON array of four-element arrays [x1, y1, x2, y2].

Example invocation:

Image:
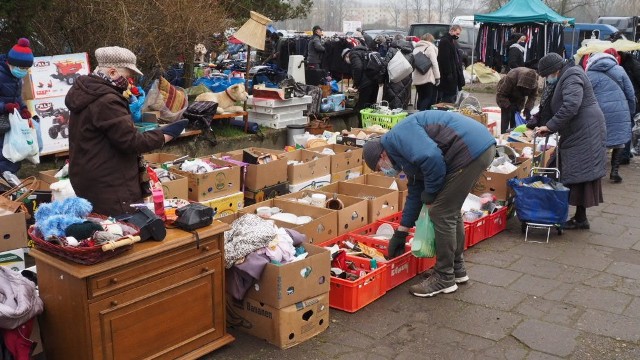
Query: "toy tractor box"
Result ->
[[23, 52, 90, 100], [26, 96, 70, 155]]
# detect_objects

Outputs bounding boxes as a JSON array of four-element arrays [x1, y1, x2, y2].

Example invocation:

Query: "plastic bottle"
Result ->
[[370, 258, 378, 270]]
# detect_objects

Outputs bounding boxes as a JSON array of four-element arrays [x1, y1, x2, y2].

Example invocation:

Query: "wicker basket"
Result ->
[[28, 214, 140, 265]]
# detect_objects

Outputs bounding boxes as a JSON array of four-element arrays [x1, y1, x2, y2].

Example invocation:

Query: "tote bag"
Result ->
[[2, 109, 38, 163], [387, 50, 413, 83]]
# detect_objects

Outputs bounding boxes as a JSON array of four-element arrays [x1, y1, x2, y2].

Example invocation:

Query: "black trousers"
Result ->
[[356, 84, 379, 126], [501, 106, 516, 134], [415, 83, 437, 111]]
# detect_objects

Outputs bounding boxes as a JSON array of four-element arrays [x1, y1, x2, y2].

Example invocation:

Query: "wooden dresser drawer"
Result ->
[[88, 237, 220, 299]]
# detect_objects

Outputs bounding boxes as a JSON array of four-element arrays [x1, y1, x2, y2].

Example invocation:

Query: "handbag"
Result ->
[[414, 51, 432, 75], [387, 50, 413, 83], [0, 177, 38, 218], [0, 113, 9, 134]]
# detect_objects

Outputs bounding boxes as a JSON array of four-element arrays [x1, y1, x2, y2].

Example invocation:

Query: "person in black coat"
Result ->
[[617, 51, 640, 163], [437, 25, 465, 103], [343, 46, 379, 119], [507, 33, 526, 72], [362, 30, 375, 51], [383, 39, 414, 109]]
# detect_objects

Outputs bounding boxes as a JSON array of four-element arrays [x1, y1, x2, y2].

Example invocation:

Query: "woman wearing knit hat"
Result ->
[[65, 46, 187, 216], [535, 52, 607, 230], [0, 38, 35, 176]]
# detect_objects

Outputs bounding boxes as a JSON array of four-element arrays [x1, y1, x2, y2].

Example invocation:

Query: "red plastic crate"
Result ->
[[377, 212, 403, 225], [329, 256, 388, 312], [464, 223, 471, 250], [487, 206, 508, 238], [356, 236, 417, 290], [465, 216, 490, 248], [317, 233, 363, 248], [415, 256, 436, 274], [349, 221, 414, 237]]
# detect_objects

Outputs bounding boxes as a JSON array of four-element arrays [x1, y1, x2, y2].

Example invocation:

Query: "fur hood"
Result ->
[[516, 68, 539, 89]]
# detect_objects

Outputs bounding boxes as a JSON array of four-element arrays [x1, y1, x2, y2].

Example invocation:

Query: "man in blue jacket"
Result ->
[[362, 111, 495, 297]]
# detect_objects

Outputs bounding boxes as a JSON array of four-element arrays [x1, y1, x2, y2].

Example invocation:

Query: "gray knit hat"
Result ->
[[95, 46, 143, 75], [362, 138, 384, 171], [537, 53, 564, 77]]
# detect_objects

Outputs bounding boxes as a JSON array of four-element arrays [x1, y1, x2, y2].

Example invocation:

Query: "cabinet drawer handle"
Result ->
[[202, 267, 210, 273], [110, 278, 118, 284], [111, 301, 118, 307], [203, 246, 210, 252]]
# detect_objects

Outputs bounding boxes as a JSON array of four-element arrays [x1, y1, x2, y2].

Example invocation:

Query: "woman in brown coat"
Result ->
[[66, 46, 186, 216], [496, 67, 539, 134]]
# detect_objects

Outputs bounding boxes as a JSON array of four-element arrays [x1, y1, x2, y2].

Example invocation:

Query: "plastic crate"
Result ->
[[465, 216, 490, 248], [317, 233, 364, 248], [378, 212, 403, 226], [349, 221, 413, 237], [463, 223, 471, 250], [329, 256, 387, 312], [360, 109, 408, 129], [487, 206, 508, 238], [356, 236, 417, 291], [415, 256, 436, 274]]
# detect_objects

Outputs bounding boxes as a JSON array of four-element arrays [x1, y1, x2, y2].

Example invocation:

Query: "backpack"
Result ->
[[365, 51, 386, 82]]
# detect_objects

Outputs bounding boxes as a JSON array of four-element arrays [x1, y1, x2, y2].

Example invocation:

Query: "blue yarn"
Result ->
[[34, 197, 94, 238], [39, 215, 85, 239]]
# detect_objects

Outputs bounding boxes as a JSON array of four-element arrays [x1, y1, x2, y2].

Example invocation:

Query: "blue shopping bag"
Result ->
[[508, 176, 569, 225], [514, 111, 526, 126]]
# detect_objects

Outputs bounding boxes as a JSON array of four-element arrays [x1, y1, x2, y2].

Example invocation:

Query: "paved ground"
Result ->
[[204, 90, 640, 359]]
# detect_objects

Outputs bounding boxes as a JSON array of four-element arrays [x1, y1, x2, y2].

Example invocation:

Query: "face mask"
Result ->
[[10, 67, 28, 79], [110, 71, 130, 90], [379, 158, 399, 177], [546, 75, 558, 85], [518, 42, 526, 47], [452, 35, 459, 40]]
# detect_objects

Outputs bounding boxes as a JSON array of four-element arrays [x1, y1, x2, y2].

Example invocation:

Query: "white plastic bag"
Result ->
[[387, 50, 413, 83], [2, 109, 39, 163]]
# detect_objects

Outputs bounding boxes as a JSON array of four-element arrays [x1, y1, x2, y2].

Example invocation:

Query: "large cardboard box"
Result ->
[[143, 152, 184, 167], [217, 147, 288, 190], [25, 53, 90, 100], [335, 128, 384, 148], [318, 182, 399, 223], [287, 174, 332, 193], [226, 292, 329, 349], [25, 96, 70, 155], [0, 248, 25, 272], [244, 182, 290, 206], [310, 144, 363, 173], [472, 158, 532, 200], [159, 173, 188, 200], [240, 199, 338, 244], [200, 191, 244, 218], [170, 158, 241, 201], [281, 150, 331, 185], [244, 243, 330, 308], [280, 191, 369, 235], [0, 213, 28, 252], [348, 173, 408, 211], [330, 166, 362, 183]]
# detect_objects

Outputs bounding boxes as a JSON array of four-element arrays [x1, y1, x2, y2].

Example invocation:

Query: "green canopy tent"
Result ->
[[472, 0, 575, 72]]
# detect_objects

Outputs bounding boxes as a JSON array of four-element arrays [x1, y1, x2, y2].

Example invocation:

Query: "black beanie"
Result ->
[[362, 138, 384, 171], [537, 53, 564, 77]]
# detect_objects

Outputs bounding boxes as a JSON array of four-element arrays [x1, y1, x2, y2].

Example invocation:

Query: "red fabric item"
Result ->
[[4, 102, 20, 113], [3, 318, 35, 360], [603, 48, 621, 64], [20, 108, 31, 119]]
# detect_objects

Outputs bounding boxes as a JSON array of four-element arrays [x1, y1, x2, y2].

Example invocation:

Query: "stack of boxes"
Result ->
[[280, 149, 332, 193], [246, 95, 313, 129], [309, 144, 363, 183]]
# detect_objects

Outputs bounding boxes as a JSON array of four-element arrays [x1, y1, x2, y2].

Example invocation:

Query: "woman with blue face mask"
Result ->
[[535, 52, 607, 230], [362, 110, 496, 298], [0, 38, 35, 176]]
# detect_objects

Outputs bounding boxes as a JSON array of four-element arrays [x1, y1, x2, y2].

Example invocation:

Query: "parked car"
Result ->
[[563, 23, 619, 59], [364, 29, 407, 39], [408, 23, 478, 67], [596, 16, 640, 42]]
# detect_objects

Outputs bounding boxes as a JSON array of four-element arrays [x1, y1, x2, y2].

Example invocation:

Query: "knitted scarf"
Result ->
[[92, 68, 129, 91]]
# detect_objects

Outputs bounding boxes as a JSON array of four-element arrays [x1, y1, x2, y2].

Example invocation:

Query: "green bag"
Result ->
[[412, 205, 436, 258]]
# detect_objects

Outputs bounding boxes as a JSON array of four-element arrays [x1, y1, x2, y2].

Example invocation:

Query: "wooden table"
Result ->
[[31, 221, 234, 360]]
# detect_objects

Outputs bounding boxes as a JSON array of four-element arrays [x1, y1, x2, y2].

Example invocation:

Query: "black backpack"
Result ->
[[365, 51, 386, 82]]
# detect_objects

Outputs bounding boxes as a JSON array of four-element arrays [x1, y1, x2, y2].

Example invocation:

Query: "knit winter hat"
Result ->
[[537, 53, 564, 77], [95, 46, 143, 75], [7, 38, 34, 67], [362, 138, 384, 171]]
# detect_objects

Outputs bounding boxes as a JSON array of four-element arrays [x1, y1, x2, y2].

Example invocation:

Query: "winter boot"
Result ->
[[610, 148, 623, 183]]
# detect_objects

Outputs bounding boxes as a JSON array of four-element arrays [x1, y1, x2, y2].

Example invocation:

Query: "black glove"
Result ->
[[421, 191, 436, 205], [388, 230, 408, 259], [161, 119, 188, 139]]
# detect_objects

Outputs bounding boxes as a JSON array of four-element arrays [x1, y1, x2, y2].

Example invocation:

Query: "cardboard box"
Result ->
[[318, 182, 399, 223], [0, 248, 25, 271], [25, 53, 90, 100], [0, 213, 28, 252], [472, 158, 532, 200], [26, 96, 70, 155], [280, 150, 331, 185], [170, 158, 241, 201], [240, 199, 338, 244], [280, 191, 368, 235], [244, 182, 290, 205], [288, 174, 331, 193], [310, 144, 364, 174], [226, 292, 329, 349], [217, 147, 288, 190], [461, 111, 488, 125], [38, 169, 60, 185], [143, 152, 184, 167], [330, 166, 362, 183], [335, 128, 384, 148], [244, 243, 330, 308], [348, 173, 408, 211], [200, 191, 244, 218], [158, 173, 188, 200]]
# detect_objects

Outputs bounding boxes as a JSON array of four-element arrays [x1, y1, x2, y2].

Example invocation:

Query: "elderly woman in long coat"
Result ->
[[534, 53, 607, 230]]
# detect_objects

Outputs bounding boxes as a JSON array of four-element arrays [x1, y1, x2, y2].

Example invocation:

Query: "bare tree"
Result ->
[[405, 0, 411, 27], [436, 0, 446, 22], [545, 0, 593, 16], [413, 0, 425, 23], [480, 0, 509, 12], [447, 0, 466, 22], [387, 0, 404, 29]]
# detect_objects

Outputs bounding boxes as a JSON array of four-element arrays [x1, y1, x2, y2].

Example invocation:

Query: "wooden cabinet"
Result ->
[[31, 222, 234, 360]]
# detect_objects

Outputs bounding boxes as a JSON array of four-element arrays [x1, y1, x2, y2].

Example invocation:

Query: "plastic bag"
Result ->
[[387, 50, 413, 83], [412, 205, 436, 258], [2, 109, 39, 163], [129, 88, 146, 123], [514, 111, 526, 126]]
